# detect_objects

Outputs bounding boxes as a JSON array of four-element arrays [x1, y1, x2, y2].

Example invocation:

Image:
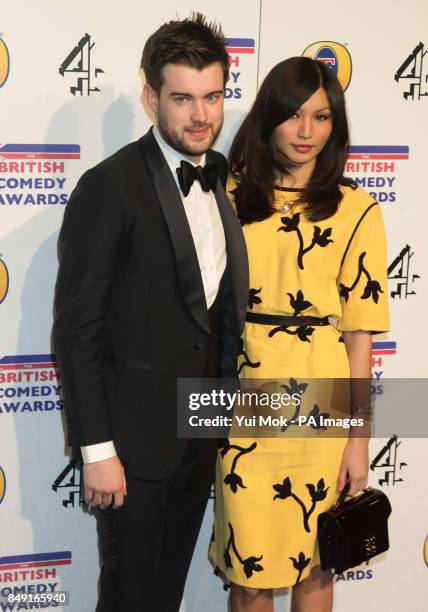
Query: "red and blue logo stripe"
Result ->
[[348, 146, 409, 160], [0, 354, 57, 370], [225, 38, 255, 54], [0, 144, 80, 160], [0, 551, 71, 571], [372, 341, 396, 356]]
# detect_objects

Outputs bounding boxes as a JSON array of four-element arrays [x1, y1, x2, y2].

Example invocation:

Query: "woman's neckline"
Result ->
[[273, 185, 303, 192]]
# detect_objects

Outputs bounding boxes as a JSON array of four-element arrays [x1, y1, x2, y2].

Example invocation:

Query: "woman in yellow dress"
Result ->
[[209, 57, 389, 611]]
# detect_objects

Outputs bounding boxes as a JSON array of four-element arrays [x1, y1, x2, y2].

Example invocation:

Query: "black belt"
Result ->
[[246, 312, 330, 326]]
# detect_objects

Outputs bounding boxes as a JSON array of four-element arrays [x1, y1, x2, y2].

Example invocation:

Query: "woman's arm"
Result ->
[[337, 330, 372, 496]]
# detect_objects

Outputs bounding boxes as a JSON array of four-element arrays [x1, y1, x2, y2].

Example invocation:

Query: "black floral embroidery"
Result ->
[[224, 523, 264, 579], [221, 440, 257, 494], [287, 290, 313, 315], [280, 378, 308, 431], [248, 287, 262, 310], [339, 252, 384, 304], [273, 476, 329, 532], [307, 404, 331, 430], [268, 291, 315, 342], [290, 552, 311, 585], [213, 566, 231, 591], [278, 213, 333, 270], [269, 325, 314, 343], [237, 338, 261, 374]]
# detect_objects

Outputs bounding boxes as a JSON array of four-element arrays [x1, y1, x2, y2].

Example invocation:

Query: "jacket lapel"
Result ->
[[210, 172, 249, 334], [138, 129, 210, 334]]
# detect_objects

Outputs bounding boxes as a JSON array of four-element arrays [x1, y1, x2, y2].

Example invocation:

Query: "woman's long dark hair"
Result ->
[[229, 56, 355, 224]]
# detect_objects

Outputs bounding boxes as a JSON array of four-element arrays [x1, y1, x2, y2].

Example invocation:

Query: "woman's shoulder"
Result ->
[[339, 182, 380, 218]]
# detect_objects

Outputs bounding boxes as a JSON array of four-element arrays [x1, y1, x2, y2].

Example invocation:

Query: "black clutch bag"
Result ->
[[317, 485, 392, 574]]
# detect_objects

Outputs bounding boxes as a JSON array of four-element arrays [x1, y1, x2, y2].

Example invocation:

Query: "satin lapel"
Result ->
[[211, 173, 249, 334], [138, 130, 210, 334]]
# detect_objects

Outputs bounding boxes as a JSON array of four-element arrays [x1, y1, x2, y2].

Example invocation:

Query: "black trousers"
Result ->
[[95, 289, 222, 612], [95, 438, 217, 612]]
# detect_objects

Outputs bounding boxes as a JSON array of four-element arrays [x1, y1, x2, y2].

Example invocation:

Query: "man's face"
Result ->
[[144, 62, 225, 162]]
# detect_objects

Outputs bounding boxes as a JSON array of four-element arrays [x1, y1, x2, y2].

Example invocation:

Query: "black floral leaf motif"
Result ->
[[224, 548, 233, 569], [210, 528, 215, 544], [290, 551, 311, 584], [361, 279, 383, 303], [282, 377, 308, 396], [341, 251, 383, 305], [248, 287, 262, 310], [287, 290, 312, 315], [290, 551, 311, 572], [306, 478, 329, 503], [296, 326, 314, 342], [273, 476, 292, 500], [220, 439, 231, 458], [339, 283, 351, 302], [237, 338, 261, 374], [243, 556, 264, 579], [307, 404, 330, 430], [224, 472, 247, 494], [313, 226, 333, 247], [213, 565, 221, 576], [269, 325, 314, 343], [278, 213, 300, 233]]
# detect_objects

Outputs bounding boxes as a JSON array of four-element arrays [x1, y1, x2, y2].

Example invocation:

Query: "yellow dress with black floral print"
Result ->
[[208, 178, 389, 588]]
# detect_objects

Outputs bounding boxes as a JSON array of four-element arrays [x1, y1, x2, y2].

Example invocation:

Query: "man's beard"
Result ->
[[157, 110, 222, 158]]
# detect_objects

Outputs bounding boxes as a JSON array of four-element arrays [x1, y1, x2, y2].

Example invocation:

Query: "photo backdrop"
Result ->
[[1, 1, 427, 610]]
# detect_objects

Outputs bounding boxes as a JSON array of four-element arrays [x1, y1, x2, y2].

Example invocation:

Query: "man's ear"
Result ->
[[143, 83, 159, 116]]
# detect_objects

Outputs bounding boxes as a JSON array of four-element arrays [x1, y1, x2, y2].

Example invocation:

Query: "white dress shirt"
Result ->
[[81, 126, 227, 464]]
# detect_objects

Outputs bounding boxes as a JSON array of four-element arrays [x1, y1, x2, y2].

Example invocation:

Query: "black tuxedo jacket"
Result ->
[[53, 128, 249, 479]]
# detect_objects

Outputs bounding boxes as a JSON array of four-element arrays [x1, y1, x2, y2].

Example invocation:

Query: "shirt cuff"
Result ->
[[80, 441, 117, 464]]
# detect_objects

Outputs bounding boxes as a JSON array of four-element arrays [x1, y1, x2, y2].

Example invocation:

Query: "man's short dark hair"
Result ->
[[141, 12, 229, 94]]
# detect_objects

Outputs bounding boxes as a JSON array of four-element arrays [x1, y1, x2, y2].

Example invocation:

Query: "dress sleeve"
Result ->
[[337, 202, 390, 334]]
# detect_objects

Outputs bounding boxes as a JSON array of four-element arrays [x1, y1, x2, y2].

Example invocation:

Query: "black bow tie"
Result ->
[[176, 160, 218, 197]]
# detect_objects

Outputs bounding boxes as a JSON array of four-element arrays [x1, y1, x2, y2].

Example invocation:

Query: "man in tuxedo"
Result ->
[[53, 13, 248, 612]]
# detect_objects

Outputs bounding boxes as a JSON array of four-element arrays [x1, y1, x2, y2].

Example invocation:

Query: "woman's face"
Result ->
[[273, 87, 333, 170]]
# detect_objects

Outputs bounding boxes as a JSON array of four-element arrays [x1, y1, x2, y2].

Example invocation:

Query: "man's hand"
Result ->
[[83, 455, 127, 510], [337, 438, 369, 497]]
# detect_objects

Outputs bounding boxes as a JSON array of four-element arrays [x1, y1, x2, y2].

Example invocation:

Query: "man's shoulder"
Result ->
[[78, 137, 148, 193], [95, 140, 141, 176]]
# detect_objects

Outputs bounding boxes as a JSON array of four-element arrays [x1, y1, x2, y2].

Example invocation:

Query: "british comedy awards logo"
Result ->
[[0, 551, 71, 609], [395, 42, 427, 101], [59, 33, 104, 96], [0, 355, 62, 415], [0, 144, 80, 206], [0, 256, 9, 304], [0, 35, 10, 89], [225, 37, 255, 100], [0, 467, 5, 505], [372, 340, 396, 387], [302, 41, 352, 90], [346, 146, 408, 204]]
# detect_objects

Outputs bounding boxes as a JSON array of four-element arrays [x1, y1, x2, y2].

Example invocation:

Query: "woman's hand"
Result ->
[[337, 438, 369, 496]]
